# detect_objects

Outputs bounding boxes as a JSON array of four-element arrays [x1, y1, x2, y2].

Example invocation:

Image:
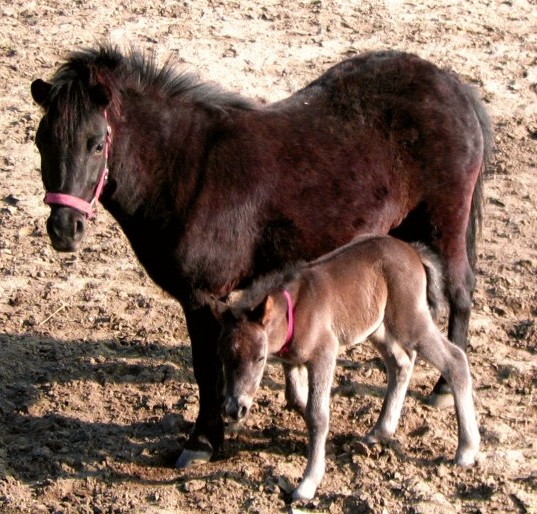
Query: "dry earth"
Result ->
[[1, 1, 536, 513]]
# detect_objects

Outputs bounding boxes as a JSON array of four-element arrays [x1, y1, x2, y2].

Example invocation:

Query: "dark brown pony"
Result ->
[[30, 45, 491, 467], [210, 236, 480, 501]]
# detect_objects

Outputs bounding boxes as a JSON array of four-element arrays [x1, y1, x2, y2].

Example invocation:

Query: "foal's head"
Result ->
[[212, 297, 276, 421]]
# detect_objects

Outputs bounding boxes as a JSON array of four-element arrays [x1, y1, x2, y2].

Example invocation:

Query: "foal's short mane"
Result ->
[[229, 264, 302, 311], [44, 44, 257, 139]]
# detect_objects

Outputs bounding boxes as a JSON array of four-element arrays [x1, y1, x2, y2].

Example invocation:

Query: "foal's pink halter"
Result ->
[[277, 290, 294, 357], [44, 111, 112, 219]]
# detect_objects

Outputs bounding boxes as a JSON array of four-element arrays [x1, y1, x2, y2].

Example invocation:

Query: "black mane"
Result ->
[[45, 44, 256, 138]]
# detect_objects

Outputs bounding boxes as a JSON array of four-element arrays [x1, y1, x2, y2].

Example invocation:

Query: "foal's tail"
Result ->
[[410, 243, 446, 321]]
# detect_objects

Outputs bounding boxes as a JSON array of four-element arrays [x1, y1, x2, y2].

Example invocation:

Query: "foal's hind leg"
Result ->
[[430, 256, 476, 402], [417, 327, 480, 466], [283, 363, 308, 416], [364, 334, 416, 444]]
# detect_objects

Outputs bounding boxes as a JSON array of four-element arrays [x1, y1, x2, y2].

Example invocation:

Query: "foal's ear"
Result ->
[[249, 296, 274, 326], [31, 79, 52, 107], [208, 296, 229, 324]]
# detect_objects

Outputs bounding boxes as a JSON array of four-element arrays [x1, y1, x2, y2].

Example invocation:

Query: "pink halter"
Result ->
[[277, 290, 294, 357], [44, 111, 112, 219]]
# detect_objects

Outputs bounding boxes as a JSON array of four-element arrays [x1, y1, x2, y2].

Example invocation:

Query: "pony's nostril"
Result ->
[[75, 219, 85, 237]]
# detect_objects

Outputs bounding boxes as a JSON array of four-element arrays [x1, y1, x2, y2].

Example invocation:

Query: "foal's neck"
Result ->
[[267, 285, 300, 357]]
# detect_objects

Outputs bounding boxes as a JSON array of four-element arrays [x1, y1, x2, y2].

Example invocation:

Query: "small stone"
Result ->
[[183, 479, 205, 492]]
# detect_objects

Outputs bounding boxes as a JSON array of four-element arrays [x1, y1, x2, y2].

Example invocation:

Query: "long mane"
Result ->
[[43, 44, 257, 139]]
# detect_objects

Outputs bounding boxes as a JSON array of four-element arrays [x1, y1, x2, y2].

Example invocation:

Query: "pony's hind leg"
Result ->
[[431, 170, 481, 399], [364, 333, 416, 444], [417, 327, 480, 466], [283, 363, 308, 416]]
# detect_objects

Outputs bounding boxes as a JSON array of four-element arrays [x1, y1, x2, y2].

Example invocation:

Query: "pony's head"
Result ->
[[31, 48, 119, 251]]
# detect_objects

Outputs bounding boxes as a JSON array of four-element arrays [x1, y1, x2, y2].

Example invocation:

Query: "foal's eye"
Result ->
[[95, 142, 105, 154], [255, 356, 265, 364]]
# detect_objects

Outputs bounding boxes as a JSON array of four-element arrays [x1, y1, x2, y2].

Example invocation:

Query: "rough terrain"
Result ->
[[0, 1, 536, 512]]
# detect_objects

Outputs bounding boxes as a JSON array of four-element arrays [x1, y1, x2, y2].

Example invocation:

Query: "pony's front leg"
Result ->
[[292, 337, 337, 502], [176, 306, 224, 468]]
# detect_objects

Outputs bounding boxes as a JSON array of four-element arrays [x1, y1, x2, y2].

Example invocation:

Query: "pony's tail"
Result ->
[[465, 84, 494, 269], [410, 242, 446, 322]]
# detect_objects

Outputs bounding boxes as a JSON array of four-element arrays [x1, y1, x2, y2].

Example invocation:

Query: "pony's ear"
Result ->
[[89, 84, 111, 107], [31, 79, 52, 106], [249, 296, 274, 326]]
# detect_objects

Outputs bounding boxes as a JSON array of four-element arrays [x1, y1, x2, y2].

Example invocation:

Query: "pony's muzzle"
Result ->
[[47, 207, 86, 252], [223, 395, 250, 421]]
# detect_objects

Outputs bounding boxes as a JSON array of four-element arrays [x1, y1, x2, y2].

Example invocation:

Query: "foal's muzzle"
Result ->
[[47, 207, 86, 252], [223, 396, 251, 421]]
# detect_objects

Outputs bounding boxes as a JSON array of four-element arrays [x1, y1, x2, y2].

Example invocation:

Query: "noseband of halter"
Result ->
[[276, 290, 294, 357], [44, 110, 112, 219]]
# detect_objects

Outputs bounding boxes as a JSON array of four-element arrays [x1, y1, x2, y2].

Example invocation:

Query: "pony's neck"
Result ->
[[103, 99, 212, 226]]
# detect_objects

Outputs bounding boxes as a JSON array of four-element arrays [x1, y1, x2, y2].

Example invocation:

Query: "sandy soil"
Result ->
[[0, 1, 536, 512]]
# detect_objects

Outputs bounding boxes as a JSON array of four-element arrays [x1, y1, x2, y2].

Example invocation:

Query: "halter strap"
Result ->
[[277, 290, 294, 357], [44, 111, 112, 219]]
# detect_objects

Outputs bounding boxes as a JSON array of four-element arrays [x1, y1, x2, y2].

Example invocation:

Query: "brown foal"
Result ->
[[211, 236, 480, 501]]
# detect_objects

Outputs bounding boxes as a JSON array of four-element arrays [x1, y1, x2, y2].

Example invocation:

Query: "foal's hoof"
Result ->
[[175, 448, 213, 469], [455, 441, 480, 468], [292, 480, 317, 502], [363, 428, 392, 445], [428, 392, 454, 410], [454, 450, 477, 468]]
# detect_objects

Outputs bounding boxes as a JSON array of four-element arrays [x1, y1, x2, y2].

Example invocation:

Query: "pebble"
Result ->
[[183, 479, 205, 492]]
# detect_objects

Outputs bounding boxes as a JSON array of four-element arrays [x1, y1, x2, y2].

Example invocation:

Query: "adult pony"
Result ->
[[30, 45, 492, 467]]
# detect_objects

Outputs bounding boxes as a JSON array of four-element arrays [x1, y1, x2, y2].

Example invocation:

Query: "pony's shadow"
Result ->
[[0, 331, 438, 489], [0, 332, 195, 486]]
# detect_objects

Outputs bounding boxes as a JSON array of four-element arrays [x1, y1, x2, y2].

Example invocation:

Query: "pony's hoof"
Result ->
[[428, 392, 454, 410], [175, 448, 212, 469]]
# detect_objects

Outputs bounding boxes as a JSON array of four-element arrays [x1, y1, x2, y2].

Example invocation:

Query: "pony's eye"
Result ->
[[255, 356, 265, 364], [95, 142, 105, 154]]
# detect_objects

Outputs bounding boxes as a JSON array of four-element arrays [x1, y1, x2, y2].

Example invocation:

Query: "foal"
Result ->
[[211, 236, 480, 501]]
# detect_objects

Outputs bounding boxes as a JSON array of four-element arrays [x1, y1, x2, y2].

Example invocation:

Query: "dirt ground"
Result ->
[[1, 1, 536, 512]]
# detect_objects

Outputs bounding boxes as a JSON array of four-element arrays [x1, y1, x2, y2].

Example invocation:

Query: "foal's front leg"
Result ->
[[292, 336, 337, 502], [283, 363, 308, 416]]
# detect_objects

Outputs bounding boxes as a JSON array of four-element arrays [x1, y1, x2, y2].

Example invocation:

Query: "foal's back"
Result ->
[[295, 236, 429, 346]]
